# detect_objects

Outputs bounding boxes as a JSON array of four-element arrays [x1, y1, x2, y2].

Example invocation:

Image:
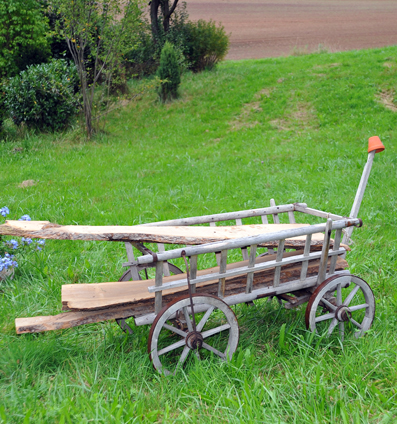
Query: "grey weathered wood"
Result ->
[[294, 204, 344, 221], [148, 247, 346, 293], [135, 270, 350, 326], [209, 222, 221, 265], [236, 218, 249, 260], [329, 229, 342, 275], [157, 243, 170, 276], [141, 204, 302, 227], [154, 261, 164, 314], [273, 239, 285, 287], [124, 242, 140, 281], [245, 244, 257, 293], [189, 255, 198, 294], [288, 211, 296, 224], [133, 219, 361, 266], [300, 234, 312, 281], [317, 219, 333, 285], [342, 151, 375, 244], [218, 250, 228, 298], [261, 215, 269, 224], [270, 199, 280, 224]]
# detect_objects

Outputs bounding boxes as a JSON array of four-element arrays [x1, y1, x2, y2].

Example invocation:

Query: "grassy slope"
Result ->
[[0, 45, 397, 423]]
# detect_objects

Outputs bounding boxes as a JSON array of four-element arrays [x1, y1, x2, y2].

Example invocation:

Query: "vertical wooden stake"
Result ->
[[124, 242, 140, 281], [270, 199, 280, 224], [217, 250, 228, 298], [236, 218, 249, 260], [210, 222, 221, 265], [154, 261, 164, 314], [317, 218, 333, 285], [157, 243, 170, 276], [300, 234, 312, 281], [245, 244, 257, 293], [329, 228, 342, 275], [189, 255, 198, 294], [273, 239, 285, 287]]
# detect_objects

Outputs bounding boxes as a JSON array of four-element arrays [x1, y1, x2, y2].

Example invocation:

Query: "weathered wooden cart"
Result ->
[[2, 137, 385, 375]]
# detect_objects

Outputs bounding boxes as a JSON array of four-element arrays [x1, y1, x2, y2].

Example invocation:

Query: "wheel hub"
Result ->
[[335, 305, 352, 322], [186, 331, 204, 350]]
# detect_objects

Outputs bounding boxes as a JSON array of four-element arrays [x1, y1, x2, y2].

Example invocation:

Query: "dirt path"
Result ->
[[187, 0, 397, 60]]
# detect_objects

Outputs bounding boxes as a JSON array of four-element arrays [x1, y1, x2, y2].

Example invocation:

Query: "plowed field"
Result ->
[[187, 0, 397, 60]]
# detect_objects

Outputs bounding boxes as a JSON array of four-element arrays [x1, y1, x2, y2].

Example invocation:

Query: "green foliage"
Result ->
[[157, 42, 181, 102], [127, 3, 229, 75], [4, 60, 79, 131], [0, 0, 51, 78], [183, 20, 229, 72]]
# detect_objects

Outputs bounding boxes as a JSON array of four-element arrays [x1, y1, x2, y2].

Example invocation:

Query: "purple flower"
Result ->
[[6, 240, 18, 249], [18, 215, 31, 221], [22, 237, 33, 245], [0, 207, 10, 218], [36, 240, 45, 246]]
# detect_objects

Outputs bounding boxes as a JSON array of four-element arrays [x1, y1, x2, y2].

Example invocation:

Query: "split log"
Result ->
[[0, 220, 342, 249]]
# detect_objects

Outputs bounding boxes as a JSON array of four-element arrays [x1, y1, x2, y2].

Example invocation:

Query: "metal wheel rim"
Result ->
[[148, 294, 239, 375], [306, 274, 375, 340]]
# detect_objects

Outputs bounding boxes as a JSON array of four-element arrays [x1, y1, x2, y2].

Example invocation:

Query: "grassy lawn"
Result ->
[[1, 45, 397, 423]]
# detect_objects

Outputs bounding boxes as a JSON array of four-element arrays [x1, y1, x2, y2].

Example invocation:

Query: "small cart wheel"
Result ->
[[148, 294, 239, 375], [305, 274, 375, 340]]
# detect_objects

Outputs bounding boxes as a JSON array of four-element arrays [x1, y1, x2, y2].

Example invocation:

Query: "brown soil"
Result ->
[[187, 0, 397, 60]]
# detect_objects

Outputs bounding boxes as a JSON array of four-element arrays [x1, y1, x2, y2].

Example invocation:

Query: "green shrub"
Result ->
[[184, 20, 229, 72], [0, 0, 51, 78], [4, 60, 80, 131], [157, 42, 181, 102]]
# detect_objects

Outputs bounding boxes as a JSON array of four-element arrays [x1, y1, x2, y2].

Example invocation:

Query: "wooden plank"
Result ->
[[300, 234, 312, 281], [154, 261, 163, 314], [157, 243, 170, 276], [317, 219, 333, 285], [124, 242, 140, 281], [329, 229, 342, 275], [189, 255, 198, 294], [61, 252, 348, 311], [15, 305, 136, 334]]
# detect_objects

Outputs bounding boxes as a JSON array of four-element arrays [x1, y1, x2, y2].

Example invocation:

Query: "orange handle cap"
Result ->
[[368, 136, 385, 153]]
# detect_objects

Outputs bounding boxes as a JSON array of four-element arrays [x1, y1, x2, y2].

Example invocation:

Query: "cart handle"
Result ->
[[342, 136, 385, 244]]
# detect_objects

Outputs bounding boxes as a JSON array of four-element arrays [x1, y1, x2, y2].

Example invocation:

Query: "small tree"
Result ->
[[55, 0, 142, 138], [157, 42, 181, 102]]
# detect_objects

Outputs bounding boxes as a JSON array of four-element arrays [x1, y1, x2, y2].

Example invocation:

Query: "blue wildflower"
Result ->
[[6, 240, 18, 249], [0, 206, 10, 217], [22, 237, 33, 245], [18, 215, 31, 221]]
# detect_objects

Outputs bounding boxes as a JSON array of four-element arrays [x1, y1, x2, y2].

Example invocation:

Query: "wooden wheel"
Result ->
[[305, 274, 375, 340], [148, 294, 239, 375]]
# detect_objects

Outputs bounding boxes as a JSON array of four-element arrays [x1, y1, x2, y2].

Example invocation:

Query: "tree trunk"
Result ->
[[149, 0, 179, 40]]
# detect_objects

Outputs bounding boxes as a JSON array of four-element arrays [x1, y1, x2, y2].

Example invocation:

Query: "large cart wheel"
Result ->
[[305, 274, 375, 340], [148, 294, 239, 375]]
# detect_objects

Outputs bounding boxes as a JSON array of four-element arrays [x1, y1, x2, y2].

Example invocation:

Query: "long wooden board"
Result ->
[[1, 221, 330, 247], [62, 253, 348, 311], [16, 255, 348, 334]]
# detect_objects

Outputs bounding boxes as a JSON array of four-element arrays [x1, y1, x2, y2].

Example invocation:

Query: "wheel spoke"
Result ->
[[315, 312, 335, 323], [336, 284, 342, 306], [321, 298, 336, 311], [349, 318, 362, 329], [201, 323, 231, 339], [183, 307, 193, 332], [177, 346, 191, 368], [163, 323, 187, 338], [196, 306, 215, 332], [339, 322, 345, 341], [343, 284, 360, 306], [202, 342, 226, 359], [327, 318, 338, 336], [349, 303, 368, 312], [157, 339, 186, 356]]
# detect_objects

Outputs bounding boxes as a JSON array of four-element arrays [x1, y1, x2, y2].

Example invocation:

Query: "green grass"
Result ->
[[1, 45, 397, 423]]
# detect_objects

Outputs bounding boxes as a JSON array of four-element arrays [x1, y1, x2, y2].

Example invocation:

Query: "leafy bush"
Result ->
[[183, 20, 229, 72], [157, 42, 181, 102], [0, 0, 51, 78], [4, 60, 80, 131]]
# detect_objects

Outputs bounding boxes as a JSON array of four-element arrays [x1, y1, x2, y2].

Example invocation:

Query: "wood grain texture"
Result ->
[[61, 253, 348, 311]]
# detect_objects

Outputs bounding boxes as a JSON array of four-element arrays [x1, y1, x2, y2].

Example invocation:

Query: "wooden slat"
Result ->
[[189, 255, 198, 294], [317, 219, 333, 285], [270, 199, 280, 224], [273, 239, 285, 287], [329, 229, 342, 275], [124, 242, 140, 281], [300, 234, 312, 281], [245, 244, 257, 293], [157, 243, 170, 276], [236, 218, 249, 260], [154, 261, 163, 314], [218, 250, 228, 298]]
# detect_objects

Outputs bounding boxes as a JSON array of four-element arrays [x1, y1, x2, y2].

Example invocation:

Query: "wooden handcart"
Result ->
[[1, 137, 385, 375]]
